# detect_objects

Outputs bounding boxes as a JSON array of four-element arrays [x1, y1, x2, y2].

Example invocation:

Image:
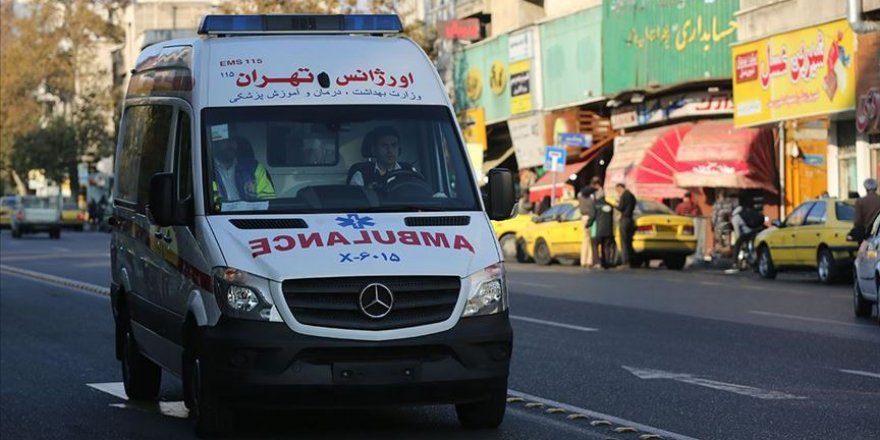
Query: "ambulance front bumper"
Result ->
[[198, 313, 512, 408]]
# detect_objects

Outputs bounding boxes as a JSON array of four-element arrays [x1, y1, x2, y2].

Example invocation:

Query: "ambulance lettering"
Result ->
[[247, 230, 474, 258]]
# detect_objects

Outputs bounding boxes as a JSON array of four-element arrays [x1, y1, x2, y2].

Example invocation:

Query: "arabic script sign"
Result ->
[[611, 92, 732, 129], [856, 32, 880, 134], [732, 19, 856, 128], [603, 0, 738, 94]]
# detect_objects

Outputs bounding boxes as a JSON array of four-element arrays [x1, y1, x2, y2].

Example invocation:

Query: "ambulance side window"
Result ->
[[115, 105, 174, 212], [176, 111, 192, 201]]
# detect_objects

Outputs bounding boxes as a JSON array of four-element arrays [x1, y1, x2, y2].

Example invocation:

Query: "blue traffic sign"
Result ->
[[544, 146, 566, 172], [557, 132, 592, 148]]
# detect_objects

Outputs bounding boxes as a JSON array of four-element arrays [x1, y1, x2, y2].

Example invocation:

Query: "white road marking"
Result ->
[[0, 252, 108, 262], [88, 382, 188, 418], [508, 389, 701, 440], [0, 264, 110, 296], [839, 369, 880, 379], [511, 315, 598, 332], [623, 366, 806, 400], [748, 310, 870, 328]]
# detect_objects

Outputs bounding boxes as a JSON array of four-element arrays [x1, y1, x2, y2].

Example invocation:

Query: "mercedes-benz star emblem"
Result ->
[[358, 283, 394, 319]]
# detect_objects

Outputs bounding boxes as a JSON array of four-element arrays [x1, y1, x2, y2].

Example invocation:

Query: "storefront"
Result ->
[[732, 19, 857, 210]]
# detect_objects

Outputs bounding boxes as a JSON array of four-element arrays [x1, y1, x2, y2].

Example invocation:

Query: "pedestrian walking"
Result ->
[[88, 199, 98, 226], [675, 191, 701, 217], [592, 194, 616, 269], [711, 190, 737, 253], [615, 182, 636, 269], [854, 178, 880, 240], [577, 186, 596, 268]]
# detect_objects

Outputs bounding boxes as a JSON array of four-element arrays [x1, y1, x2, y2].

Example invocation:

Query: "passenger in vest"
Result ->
[[212, 137, 275, 205], [347, 126, 417, 189]]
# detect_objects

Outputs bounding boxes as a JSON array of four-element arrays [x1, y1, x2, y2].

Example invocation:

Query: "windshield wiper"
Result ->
[[353, 204, 447, 213]]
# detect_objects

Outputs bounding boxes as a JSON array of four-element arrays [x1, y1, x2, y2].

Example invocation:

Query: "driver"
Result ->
[[347, 126, 417, 189]]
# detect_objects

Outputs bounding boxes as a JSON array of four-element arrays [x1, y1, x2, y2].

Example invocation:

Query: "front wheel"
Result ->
[[187, 352, 233, 437], [853, 274, 872, 318], [533, 239, 552, 266], [757, 246, 777, 280], [499, 234, 518, 262], [121, 329, 161, 401], [49, 229, 61, 239], [455, 387, 507, 429], [817, 248, 839, 284]]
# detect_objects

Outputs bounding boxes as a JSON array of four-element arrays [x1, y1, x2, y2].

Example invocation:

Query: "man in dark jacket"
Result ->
[[590, 195, 616, 269], [855, 178, 880, 238], [615, 182, 637, 268]]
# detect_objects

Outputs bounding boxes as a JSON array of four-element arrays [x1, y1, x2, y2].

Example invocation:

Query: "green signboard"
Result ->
[[454, 34, 510, 123], [540, 6, 603, 109], [602, 0, 738, 95]]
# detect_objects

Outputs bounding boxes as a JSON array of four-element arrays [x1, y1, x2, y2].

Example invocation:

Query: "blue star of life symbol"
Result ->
[[335, 214, 375, 230]]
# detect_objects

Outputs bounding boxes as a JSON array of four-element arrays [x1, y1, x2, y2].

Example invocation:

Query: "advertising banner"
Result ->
[[603, 0, 737, 94], [856, 31, 880, 134], [540, 6, 602, 109], [508, 114, 546, 169], [510, 60, 532, 114], [732, 19, 856, 127]]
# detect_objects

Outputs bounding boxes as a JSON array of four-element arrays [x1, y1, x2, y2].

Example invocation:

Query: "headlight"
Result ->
[[461, 263, 508, 317], [212, 267, 275, 321]]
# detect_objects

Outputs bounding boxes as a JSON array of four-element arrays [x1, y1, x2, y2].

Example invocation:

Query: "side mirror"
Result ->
[[486, 168, 516, 221], [771, 219, 783, 228], [148, 172, 187, 227]]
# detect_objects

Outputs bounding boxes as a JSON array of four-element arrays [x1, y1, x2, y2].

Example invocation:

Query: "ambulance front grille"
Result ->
[[282, 276, 461, 331]]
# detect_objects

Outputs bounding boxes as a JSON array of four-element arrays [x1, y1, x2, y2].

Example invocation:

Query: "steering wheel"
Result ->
[[380, 169, 433, 199]]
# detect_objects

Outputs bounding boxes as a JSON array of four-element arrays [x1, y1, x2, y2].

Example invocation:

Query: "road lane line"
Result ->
[[839, 369, 880, 379], [748, 310, 871, 328], [623, 366, 806, 400], [0, 252, 109, 262], [88, 382, 188, 418], [507, 389, 701, 440], [511, 315, 598, 332], [0, 264, 110, 296]]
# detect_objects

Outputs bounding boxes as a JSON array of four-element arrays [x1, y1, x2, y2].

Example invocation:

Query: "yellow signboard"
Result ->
[[509, 60, 532, 114], [489, 60, 507, 96], [461, 107, 487, 151], [466, 67, 482, 101], [732, 19, 855, 127]]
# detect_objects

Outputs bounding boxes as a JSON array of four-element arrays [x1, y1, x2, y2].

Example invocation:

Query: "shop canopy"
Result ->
[[604, 123, 693, 200], [528, 161, 589, 203], [673, 120, 778, 193]]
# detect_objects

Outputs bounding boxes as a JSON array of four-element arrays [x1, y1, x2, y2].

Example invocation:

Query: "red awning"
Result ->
[[604, 123, 693, 200], [673, 120, 777, 193], [528, 161, 589, 203]]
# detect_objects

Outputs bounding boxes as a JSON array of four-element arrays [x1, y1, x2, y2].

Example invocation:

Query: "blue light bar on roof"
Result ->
[[198, 14, 403, 35]]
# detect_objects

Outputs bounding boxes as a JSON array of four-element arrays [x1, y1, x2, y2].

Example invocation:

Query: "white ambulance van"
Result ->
[[110, 14, 516, 436]]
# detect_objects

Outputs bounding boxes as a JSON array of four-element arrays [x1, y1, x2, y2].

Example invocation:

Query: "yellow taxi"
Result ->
[[492, 213, 536, 262], [0, 196, 18, 229], [61, 197, 88, 230], [519, 199, 696, 269], [755, 198, 856, 284]]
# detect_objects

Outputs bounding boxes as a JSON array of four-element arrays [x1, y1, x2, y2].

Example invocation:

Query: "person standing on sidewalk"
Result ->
[[854, 178, 880, 240], [615, 182, 636, 269], [577, 186, 596, 268], [593, 194, 616, 269]]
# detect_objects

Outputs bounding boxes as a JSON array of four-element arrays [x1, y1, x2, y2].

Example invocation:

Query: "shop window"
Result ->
[[838, 146, 857, 198]]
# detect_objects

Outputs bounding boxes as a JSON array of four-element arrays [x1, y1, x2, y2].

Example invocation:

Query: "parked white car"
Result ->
[[852, 212, 880, 323]]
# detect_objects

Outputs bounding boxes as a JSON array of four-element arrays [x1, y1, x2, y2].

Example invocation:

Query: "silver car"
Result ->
[[853, 212, 880, 323]]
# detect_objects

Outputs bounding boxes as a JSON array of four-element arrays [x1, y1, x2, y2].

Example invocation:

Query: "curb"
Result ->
[[0, 264, 111, 296]]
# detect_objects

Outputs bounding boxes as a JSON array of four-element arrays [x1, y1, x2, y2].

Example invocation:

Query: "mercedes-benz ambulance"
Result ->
[[109, 14, 516, 436]]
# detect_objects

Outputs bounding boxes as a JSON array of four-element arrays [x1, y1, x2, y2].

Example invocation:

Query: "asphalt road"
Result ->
[[1, 230, 878, 439]]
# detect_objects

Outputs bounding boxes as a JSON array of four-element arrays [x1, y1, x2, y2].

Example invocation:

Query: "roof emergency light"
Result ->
[[198, 14, 403, 35]]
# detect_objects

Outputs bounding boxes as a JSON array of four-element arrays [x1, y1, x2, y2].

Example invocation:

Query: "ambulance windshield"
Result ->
[[203, 105, 480, 214]]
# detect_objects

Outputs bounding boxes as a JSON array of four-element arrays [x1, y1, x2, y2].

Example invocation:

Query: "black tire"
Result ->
[[187, 351, 233, 438], [11, 228, 21, 239], [499, 234, 518, 262], [629, 253, 645, 269], [455, 388, 507, 429], [50, 229, 61, 239], [663, 255, 686, 270], [121, 328, 161, 401], [853, 273, 872, 318], [533, 239, 552, 266], [757, 246, 777, 280], [514, 238, 531, 263], [817, 248, 839, 284]]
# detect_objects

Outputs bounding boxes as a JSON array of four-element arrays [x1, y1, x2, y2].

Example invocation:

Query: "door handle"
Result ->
[[162, 232, 172, 243], [153, 231, 163, 240]]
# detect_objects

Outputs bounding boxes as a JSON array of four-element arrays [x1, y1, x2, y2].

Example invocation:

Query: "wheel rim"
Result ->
[[537, 243, 549, 262], [500, 236, 516, 258], [759, 251, 768, 275], [818, 255, 830, 281]]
